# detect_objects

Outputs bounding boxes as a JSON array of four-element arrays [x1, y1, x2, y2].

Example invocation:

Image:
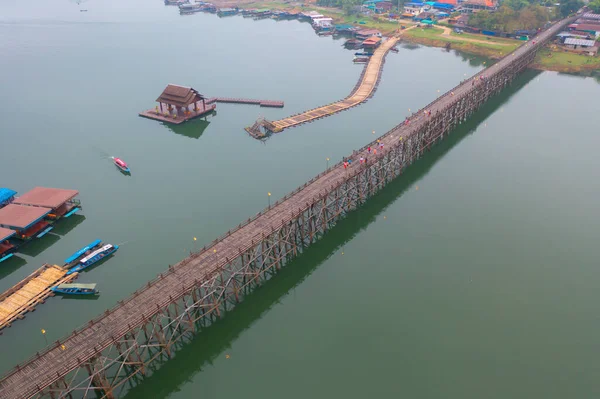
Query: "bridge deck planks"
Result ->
[[0, 17, 574, 399], [271, 36, 399, 131]]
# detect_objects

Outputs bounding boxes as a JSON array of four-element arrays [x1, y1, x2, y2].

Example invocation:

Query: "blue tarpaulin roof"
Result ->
[[433, 3, 454, 9], [0, 188, 16, 205], [335, 24, 354, 29]]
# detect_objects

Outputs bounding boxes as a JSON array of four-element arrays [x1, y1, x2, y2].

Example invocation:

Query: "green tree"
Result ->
[[559, 0, 583, 17], [504, 0, 531, 11], [588, 0, 600, 13]]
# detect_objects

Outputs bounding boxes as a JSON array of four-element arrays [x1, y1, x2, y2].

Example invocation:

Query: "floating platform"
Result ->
[[139, 102, 216, 125], [205, 97, 284, 108], [0, 264, 77, 331]]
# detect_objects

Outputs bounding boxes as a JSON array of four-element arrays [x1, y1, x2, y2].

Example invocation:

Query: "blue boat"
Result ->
[[66, 244, 119, 275], [51, 283, 99, 295], [354, 52, 373, 56], [64, 239, 102, 265]]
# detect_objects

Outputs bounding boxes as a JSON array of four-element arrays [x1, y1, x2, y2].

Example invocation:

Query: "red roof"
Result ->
[[0, 204, 50, 229], [356, 29, 381, 36], [572, 24, 600, 32], [0, 227, 16, 242], [464, 0, 496, 7], [363, 36, 382, 44], [14, 187, 79, 209]]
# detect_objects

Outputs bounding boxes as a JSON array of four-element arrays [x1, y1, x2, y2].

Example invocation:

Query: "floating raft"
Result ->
[[139, 103, 216, 125], [0, 264, 77, 331], [205, 97, 284, 108]]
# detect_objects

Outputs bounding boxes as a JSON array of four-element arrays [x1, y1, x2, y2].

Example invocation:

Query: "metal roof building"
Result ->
[[0, 204, 50, 230], [564, 38, 596, 46], [14, 187, 79, 210]]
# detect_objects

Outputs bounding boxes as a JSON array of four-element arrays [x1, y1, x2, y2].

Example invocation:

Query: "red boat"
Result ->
[[112, 157, 130, 173]]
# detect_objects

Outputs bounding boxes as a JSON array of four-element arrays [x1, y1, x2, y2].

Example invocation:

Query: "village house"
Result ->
[[403, 2, 428, 17], [460, 0, 498, 13]]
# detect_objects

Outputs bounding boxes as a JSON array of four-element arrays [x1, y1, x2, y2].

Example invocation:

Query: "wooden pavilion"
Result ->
[[156, 85, 206, 114], [140, 84, 216, 125]]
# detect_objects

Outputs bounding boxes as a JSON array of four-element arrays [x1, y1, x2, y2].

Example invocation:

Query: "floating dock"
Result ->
[[0, 264, 77, 331], [139, 102, 216, 125], [205, 97, 284, 108]]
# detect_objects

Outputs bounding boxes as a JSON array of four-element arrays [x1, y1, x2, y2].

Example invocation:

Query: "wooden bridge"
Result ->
[[0, 16, 575, 399], [246, 34, 400, 137]]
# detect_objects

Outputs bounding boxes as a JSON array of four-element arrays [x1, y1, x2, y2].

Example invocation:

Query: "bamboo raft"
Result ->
[[0, 264, 77, 331]]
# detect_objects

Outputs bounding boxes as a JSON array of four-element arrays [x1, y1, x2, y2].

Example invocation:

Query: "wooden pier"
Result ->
[[0, 264, 76, 331], [246, 34, 400, 136], [0, 16, 575, 399], [205, 97, 284, 108]]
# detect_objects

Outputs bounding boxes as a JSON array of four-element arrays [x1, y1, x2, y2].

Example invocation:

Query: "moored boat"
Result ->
[[51, 283, 99, 295], [217, 7, 237, 16], [353, 56, 370, 63], [64, 239, 102, 265], [179, 3, 202, 13], [165, 0, 188, 5], [112, 157, 130, 173], [66, 244, 119, 275]]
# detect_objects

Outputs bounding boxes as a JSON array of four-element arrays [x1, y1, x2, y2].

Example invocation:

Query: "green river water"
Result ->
[[2, 0, 600, 397]]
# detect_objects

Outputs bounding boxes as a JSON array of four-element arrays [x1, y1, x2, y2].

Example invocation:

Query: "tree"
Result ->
[[559, 0, 583, 17], [588, 0, 600, 13], [504, 0, 530, 11]]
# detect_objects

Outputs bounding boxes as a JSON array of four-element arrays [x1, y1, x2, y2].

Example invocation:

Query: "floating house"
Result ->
[[363, 36, 382, 48], [0, 188, 16, 208], [299, 10, 322, 20], [355, 29, 382, 40], [0, 227, 16, 263], [179, 3, 203, 14], [217, 8, 237, 17], [140, 84, 216, 125], [253, 9, 272, 18], [0, 204, 52, 240], [313, 17, 333, 30], [335, 24, 357, 34], [14, 187, 80, 220]]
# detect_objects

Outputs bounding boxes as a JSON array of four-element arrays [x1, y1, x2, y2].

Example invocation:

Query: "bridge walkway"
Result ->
[[0, 16, 574, 399], [269, 34, 401, 132]]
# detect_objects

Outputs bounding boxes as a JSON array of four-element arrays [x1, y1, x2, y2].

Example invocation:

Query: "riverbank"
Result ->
[[220, 1, 599, 73]]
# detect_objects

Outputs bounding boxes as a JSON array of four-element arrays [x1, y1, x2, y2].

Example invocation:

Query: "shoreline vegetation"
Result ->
[[217, 0, 599, 74]]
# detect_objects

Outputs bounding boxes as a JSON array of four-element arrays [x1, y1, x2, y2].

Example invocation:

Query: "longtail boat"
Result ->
[[51, 283, 99, 295], [66, 244, 119, 275]]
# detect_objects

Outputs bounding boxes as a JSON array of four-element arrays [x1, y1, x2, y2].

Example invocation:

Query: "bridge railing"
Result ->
[[1, 14, 578, 391]]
